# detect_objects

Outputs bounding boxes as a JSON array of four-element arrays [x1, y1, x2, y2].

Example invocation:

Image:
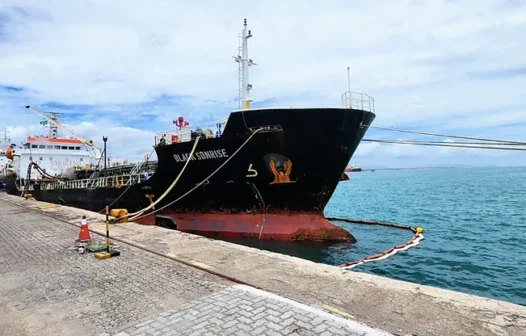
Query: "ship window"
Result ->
[[61, 146, 67, 150], [31, 145, 38, 148], [80, 158, 83, 162], [47, 145, 53, 149], [68, 146, 74, 150], [39, 157, 43, 160], [29, 156, 32, 160], [49, 157, 52, 160], [39, 145, 46, 149], [54, 145, 60, 149], [75, 146, 81, 150], [24, 144, 30, 149]]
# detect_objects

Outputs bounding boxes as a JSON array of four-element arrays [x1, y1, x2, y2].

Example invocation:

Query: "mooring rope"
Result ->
[[362, 124, 526, 145], [127, 136, 201, 220], [97, 182, 134, 214], [96, 148, 157, 213], [326, 217, 424, 270], [128, 127, 266, 222], [367, 140, 526, 146], [362, 139, 526, 151]]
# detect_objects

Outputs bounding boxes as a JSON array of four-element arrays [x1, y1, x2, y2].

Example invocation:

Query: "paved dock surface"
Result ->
[[0, 198, 389, 336], [3, 195, 526, 335], [0, 200, 229, 335], [113, 285, 388, 336]]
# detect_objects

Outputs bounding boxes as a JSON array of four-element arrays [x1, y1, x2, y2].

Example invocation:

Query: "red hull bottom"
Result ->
[[135, 212, 356, 243]]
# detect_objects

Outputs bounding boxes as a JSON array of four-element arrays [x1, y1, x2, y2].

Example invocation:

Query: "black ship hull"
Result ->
[[8, 107, 375, 242]]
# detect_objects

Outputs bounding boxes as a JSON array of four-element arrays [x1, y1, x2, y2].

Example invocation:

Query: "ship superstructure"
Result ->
[[8, 109, 99, 185]]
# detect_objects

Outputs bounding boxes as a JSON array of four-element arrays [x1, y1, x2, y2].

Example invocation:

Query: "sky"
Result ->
[[1, 0, 526, 168]]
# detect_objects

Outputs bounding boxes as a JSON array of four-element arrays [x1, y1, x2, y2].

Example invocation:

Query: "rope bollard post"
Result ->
[[94, 205, 120, 259], [105, 205, 110, 253]]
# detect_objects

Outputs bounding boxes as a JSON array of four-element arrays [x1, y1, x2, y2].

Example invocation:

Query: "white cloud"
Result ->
[[1, 0, 526, 167], [438, 138, 457, 156], [68, 121, 156, 161], [354, 142, 380, 156], [382, 141, 431, 158]]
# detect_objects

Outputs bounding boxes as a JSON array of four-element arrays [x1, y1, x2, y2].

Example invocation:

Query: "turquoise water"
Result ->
[[327, 167, 526, 306], [230, 167, 526, 307]]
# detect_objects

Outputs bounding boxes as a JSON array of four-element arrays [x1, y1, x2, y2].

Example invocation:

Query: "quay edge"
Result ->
[[2, 193, 525, 336]]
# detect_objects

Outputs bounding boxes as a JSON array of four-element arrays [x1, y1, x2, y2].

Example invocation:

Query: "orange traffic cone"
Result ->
[[78, 215, 91, 242]]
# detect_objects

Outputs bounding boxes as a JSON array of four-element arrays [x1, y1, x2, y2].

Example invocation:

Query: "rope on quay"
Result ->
[[326, 217, 424, 270]]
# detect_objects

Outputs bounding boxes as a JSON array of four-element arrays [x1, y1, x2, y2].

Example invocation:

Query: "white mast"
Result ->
[[1, 128, 9, 145], [45, 111, 64, 138], [233, 18, 257, 110], [347, 66, 351, 92]]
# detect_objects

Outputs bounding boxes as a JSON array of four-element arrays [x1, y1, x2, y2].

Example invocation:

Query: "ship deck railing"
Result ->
[[341, 90, 375, 113], [29, 172, 154, 191]]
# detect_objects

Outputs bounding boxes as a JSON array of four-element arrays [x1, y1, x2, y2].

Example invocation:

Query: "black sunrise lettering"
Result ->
[[173, 149, 229, 163]]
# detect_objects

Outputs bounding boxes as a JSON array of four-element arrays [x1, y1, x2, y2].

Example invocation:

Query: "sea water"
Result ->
[[232, 167, 526, 307], [325, 167, 526, 307]]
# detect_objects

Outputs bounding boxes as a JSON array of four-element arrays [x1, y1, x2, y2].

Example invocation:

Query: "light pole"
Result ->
[[103, 136, 108, 171]]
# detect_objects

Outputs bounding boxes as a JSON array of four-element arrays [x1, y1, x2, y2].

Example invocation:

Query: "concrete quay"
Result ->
[[0, 197, 389, 336], [1, 194, 525, 336]]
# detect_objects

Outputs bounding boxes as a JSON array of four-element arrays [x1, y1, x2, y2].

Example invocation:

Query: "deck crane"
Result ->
[[25, 105, 103, 162]]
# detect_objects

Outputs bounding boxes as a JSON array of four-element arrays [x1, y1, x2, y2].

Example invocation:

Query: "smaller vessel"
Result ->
[[344, 164, 362, 172]]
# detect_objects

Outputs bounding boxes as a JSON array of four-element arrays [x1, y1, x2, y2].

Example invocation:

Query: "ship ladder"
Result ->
[[130, 149, 154, 175]]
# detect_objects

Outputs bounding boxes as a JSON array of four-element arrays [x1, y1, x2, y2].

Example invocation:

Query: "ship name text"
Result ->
[[173, 149, 228, 163]]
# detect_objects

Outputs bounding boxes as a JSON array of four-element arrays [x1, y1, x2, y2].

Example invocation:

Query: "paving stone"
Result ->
[[0, 198, 392, 336], [0, 200, 231, 335], [111, 285, 392, 335]]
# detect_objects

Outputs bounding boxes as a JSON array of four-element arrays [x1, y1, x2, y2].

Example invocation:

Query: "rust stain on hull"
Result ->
[[136, 212, 355, 243]]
